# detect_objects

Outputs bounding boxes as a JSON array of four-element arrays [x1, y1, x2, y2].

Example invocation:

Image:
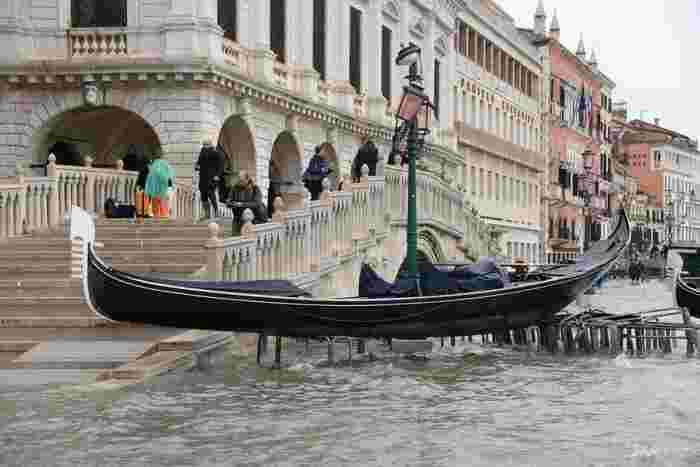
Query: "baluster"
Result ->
[[39, 188, 47, 228]]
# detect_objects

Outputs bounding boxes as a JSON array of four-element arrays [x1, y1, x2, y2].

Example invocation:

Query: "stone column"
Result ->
[[294, 0, 320, 100], [326, 0, 354, 112], [366, 0, 385, 122], [0, 0, 32, 64], [249, 0, 275, 82]]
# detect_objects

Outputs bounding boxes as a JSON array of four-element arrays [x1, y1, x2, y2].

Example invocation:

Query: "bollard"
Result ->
[[327, 338, 335, 364]]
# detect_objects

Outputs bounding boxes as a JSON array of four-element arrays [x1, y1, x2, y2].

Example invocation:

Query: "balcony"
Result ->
[[67, 28, 129, 59], [456, 122, 543, 172]]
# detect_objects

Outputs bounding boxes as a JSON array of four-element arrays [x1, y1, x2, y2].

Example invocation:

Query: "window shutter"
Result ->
[[381, 26, 391, 101], [313, 0, 326, 80], [218, 0, 238, 41], [434, 59, 440, 120], [270, 0, 286, 63], [349, 7, 362, 93]]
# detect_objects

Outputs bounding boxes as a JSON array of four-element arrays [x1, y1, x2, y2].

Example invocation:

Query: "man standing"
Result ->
[[196, 140, 225, 219]]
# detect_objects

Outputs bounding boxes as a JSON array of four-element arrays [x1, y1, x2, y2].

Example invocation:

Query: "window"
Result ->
[[270, 0, 286, 62], [433, 59, 440, 119], [477, 35, 484, 67], [468, 29, 477, 61], [457, 20, 468, 56], [381, 26, 392, 101], [470, 166, 477, 196], [487, 171, 493, 200], [349, 6, 362, 93], [479, 168, 485, 198], [218, 0, 237, 41], [71, 0, 126, 27], [495, 174, 500, 201], [313, 0, 326, 80]]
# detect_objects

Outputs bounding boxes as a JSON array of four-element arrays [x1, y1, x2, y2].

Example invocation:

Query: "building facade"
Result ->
[[533, 5, 615, 262], [452, 0, 547, 264], [620, 117, 700, 246]]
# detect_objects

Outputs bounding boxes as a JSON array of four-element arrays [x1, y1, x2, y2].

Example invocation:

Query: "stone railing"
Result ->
[[67, 28, 129, 58], [384, 165, 464, 236], [204, 177, 383, 288], [0, 158, 202, 239], [222, 39, 252, 76]]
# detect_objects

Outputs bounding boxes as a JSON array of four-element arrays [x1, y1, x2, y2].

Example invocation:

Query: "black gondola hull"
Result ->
[[676, 276, 700, 319], [84, 209, 629, 338]]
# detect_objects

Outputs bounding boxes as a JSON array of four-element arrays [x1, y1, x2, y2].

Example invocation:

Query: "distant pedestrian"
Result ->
[[351, 138, 379, 182]]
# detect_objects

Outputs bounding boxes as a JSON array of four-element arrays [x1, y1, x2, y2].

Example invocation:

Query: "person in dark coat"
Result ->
[[196, 140, 225, 219], [351, 139, 379, 182], [303, 146, 331, 201], [227, 171, 267, 233]]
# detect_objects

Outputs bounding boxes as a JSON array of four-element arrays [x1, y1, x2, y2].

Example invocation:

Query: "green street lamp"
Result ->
[[391, 43, 434, 290]]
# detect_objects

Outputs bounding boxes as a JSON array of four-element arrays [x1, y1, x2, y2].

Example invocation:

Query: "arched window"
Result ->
[[71, 0, 126, 28], [218, 0, 238, 41]]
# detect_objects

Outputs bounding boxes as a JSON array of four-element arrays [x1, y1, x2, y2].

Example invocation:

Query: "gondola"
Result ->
[[71, 206, 630, 339], [670, 248, 700, 318]]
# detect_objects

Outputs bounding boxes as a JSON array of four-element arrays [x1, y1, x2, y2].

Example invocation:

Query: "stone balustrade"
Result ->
[[222, 39, 253, 76], [68, 28, 129, 58], [0, 158, 198, 239]]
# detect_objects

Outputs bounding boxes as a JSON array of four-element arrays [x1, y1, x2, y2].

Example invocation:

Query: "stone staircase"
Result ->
[[0, 218, 213, 332]]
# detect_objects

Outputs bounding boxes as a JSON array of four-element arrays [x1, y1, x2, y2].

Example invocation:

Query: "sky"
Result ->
[[494, 0, 700, 140]]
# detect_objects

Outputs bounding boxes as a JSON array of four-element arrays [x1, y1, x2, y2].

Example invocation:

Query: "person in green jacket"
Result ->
[[144, 154, 174, 220]]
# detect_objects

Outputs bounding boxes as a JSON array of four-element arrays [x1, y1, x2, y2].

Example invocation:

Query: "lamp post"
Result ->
[[665, 188, 674, 246], [391, 44, 434, 288], [582, 146, 594, 252]]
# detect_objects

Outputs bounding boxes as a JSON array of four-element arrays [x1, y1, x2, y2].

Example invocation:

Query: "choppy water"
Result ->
[[2, 339, 700, 467]]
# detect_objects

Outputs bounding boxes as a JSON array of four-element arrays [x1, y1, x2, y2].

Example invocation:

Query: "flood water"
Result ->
[[2, 282, 700, 466]]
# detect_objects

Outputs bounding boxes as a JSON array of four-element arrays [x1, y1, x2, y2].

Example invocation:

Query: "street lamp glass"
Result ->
[[583, 148, 594, 172], [396, 85, 425, 122]]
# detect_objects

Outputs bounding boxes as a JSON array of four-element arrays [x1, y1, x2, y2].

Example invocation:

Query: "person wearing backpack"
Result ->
[[144, 153, 174, 220], [302, 146, 331, 201]]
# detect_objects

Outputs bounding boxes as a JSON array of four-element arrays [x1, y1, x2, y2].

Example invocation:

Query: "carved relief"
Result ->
[[382, 0, 401, 22], [410, 17, 426, 38]]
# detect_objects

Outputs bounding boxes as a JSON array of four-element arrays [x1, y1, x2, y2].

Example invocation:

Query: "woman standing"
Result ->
[[144, 154, 174, 220]]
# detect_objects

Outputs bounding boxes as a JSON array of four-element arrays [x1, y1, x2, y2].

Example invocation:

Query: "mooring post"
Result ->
[[305, 338, 311, 354], [358, 339, 366, 354], [327, 338, 335, 365], [450, 336, 456, 347], [256, 333, 265, 365], [682, 308, 697, 357], [347, 340, 352, 362], [274, 336, 282, 368]]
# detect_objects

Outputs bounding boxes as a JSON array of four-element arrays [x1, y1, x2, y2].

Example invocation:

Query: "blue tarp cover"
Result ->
[[359, 258, 509, 298]]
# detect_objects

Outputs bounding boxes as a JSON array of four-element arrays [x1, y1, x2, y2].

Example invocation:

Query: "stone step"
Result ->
[[0, 297, 91, 317], [0, 317, 112, 328], [0, 279, 82, 298], [0, 238, 73, 249], [99, 238, 208, 249], [0, 323, 183, 339], [100, 250, 205, 265], [0, 251, 73, 261], [109, 262, 203, 275], [0, 263, 73, 279]]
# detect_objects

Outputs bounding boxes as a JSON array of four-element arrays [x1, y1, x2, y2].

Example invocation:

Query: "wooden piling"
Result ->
[[327, 338, 335, 364], [274, 336, 282, 368], [450, 336, 456, 347]]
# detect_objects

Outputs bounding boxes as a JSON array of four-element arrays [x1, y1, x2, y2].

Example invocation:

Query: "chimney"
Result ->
[[654, 118, 660, 126]]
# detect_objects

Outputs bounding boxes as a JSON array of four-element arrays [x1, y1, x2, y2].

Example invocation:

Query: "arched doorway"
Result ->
[[217, 115, 257, 195], [269, 131, 303, 210], [317, 142, 339, 190], [33, 105, 161, 174]]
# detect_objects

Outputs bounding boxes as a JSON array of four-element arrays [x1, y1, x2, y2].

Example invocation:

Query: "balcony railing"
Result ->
[[68, 28, 128, 58]]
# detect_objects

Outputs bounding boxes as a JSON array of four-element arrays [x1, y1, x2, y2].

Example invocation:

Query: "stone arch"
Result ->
[[31, 105, 162, 172], [21, 92, 169, 174], [269, 130, 304, 209], [217, 115, 257, 183], [417, 229, 446, 263], [317, 142, 339, 190]]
